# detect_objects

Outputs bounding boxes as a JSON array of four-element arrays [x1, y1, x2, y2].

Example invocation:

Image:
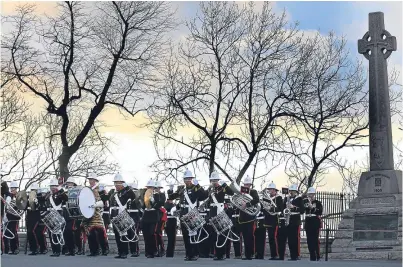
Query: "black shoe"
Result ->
[[146, 254, 154, 258], [130, 252, 139, 257], [102, 251, 108, 256], [87, 253, 97, 257], [8, 251, 18, 255], [28, 251, 37, 255], [50, 253, 60, 257], [269, 257, 279, 260], [114, 255, 122, 259], [76, 250, 84, 255], [242, 257, 253, 260], [213, 257, 225, 261], [226, 255, 230, 259], [184, 256, 191, 261], [120, 254, 127, 259], [288, 258, 297, 261], [39, 249, 48, 255], [65, 252, 75, 256], [254, 256, 264, 259], [191, 255, 199, 261], [234, 256, 242, 259]]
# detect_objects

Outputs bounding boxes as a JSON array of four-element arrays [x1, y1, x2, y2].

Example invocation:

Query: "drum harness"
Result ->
[[46, 194, 66, 245], [181, 190, 209, 244], [209, 193, 239, 248], [112, 193, 138, 243]]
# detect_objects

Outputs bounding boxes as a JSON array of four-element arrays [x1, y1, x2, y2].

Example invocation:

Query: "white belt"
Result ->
[[145, 208, 155, 211], [305, 214, 317, 217], [232, 215, 239, 218], [205, 209, 210, 211], [199, 213, 207, 216], [181, 205, 191, 208], [127, 209, 139, 212], [210, 203, 224, 207], [111, 207, 119, 210], [47, 208, 62, 211], [257, 216, 264, 220], [291, 212, 300, 215], [167, 216, 176, 219], [270, 212, 281, 215], [102, 211, 109, 214]]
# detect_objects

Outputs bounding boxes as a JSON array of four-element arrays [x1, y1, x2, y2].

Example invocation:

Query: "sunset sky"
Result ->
[[1, 1, 402, 191]]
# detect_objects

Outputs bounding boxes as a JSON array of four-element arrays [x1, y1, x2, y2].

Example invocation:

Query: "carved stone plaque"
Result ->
[[353, 214, 398, 241], [359, 196, 395, 206], [358, 170, 402, 195]]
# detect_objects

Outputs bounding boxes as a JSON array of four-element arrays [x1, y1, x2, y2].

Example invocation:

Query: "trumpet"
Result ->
[[304, 197, 312, 208]]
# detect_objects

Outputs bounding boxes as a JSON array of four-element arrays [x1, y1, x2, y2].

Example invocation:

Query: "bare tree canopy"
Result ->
[[2, 2, 175, 180]]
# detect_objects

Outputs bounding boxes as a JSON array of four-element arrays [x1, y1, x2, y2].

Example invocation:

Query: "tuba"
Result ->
[[144, 188, 154, 210], [259, 190, 277, 215], [229, 182, 260, 216]]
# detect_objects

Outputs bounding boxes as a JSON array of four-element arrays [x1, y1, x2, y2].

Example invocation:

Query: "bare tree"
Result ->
[[2, 2, 174, 181], [148, 2, 310, 184]]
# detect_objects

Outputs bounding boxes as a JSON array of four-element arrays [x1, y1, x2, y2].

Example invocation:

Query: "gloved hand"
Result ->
[[34, 198, 38, 204], [57, 185, 63, 191], [218, 180, 226, 187], [150, 197, 154, 203], [6, 196, 11, 204], [94, 200, 104, 208], [169, 184, 174, 191], [99, 185, 105, 191], [193, 179, 199, 185]]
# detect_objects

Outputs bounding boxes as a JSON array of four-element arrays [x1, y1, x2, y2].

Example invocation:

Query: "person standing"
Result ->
[[154, 181, 167, 257], [63, 177, 78, 256], [4, 181, 24, 255], [128, 182, 142, 257], [26, 183, 42, 255], [98, 184, 110, 254], [284, 184, 304, 261], [167, 170, 207, 261], [164, 189, 177, 258], [304, 187, 323, 261]]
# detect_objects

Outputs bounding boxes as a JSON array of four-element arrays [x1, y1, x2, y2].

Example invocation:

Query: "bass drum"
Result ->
[[67, 187, 96, 219]]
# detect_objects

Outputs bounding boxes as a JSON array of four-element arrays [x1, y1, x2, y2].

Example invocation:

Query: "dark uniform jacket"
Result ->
[[110, 186, 136, 219], [167, 184, 207, 217], [262, 195, 283, 227], [46, 190, 68, 217], [164, 201, 177, 228], [141, 191, 163, 223], [304, 199, 323, 228], [205, 184, 234, 220], [5, 195, 24, 221], [127, 189, 142, 222], [284, 195, 304, 226], [237, 187, 260, 224], [99, 189, 111, 225]]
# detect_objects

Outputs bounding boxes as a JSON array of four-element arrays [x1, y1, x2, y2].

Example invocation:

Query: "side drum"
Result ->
[[67, 187, 96, 219]]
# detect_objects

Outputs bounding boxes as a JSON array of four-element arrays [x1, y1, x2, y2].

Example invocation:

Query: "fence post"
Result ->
[[325, 228, 330, 261]]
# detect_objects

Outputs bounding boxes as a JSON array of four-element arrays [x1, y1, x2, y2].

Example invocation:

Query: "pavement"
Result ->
[[1, 254, 402, 267]]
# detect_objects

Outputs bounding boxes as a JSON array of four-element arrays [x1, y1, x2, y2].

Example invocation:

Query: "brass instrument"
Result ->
[[284, 196, 291, 226], [29, 190, 37, 211], [15, 190, 28, 210], [229, 182, 260, 216], [144, 188, 154, 210], [259, 190, 277, 215]]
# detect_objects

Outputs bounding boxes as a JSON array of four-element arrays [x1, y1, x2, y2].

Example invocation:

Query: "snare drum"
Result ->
[[66, 187, 96, 219], [111, 209, 135, 236], [209, 211, 233, 234], [180, 208, 205, 233], [42, 209, 66, 233]]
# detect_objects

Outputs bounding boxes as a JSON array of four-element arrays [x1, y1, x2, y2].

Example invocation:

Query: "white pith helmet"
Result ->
[[307, 187, 316, 194], [146, 179, 155, 187], [131, 183, 138, 189], [10, 181, 18, 188], [183, 169, 194, 179], [209, 171, 220, 181], [30, 182, 39, 190], [49, 179, 59, 187], [87, 172, 99, 181], [243, 175, 252, 185], [66, 177, 77, 185], [113, 173, 125, 183], [289, 184, 298, 191], [266, 181, 278, 191]]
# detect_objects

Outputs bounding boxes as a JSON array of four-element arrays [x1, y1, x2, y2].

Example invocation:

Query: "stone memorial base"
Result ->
[[331, 170, 402, 260]]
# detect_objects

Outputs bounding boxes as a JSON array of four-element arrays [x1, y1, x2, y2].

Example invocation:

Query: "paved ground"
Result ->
[[1, 254, 401, 267]]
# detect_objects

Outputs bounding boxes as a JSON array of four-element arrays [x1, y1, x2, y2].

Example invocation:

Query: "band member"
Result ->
[[167, 169, 207, 261], [225, 196, 242, 259], [237, 176, 259, 260], [197, 198, 211, 258], [35, 188, 49, 254], [254, 209, 266, 259], [26, 183, 42, 255], [110, 173, 136, 259], [128, 182, 141, 257], [284, 184, 304, 261], [142, 179, 163, 258], [262, 182, 283, 260], [164, 185, 177, 258], [99, 184, 110, 253], [47, 178, 68, 257], [1, 181, 10, 255], [4, 181, 24, 255], [81, 173, 108, 257], [205, 171, 234, 261], [304, 187, 323, 261], [63, 177, 77, 256], [154, 181, 167, 257]]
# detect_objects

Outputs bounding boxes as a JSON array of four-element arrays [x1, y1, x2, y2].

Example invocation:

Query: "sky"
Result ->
[[1, 1, 402, 191]]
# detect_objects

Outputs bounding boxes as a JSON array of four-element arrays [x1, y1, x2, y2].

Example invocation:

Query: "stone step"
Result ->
[[329, 251, 402, 261]]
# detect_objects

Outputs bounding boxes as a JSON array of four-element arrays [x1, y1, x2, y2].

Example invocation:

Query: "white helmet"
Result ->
[[146, 179, 155, 187], [307, 187, 316, 194], [266, 182, 277, 190], [87, 172, 98, 181], [30, 182, 39, 190], [155, 180, 164, 188], [113, 173, 125, 183], [9, 181, 18, 188], [209, 171, 220, 180], [49, 178, 59, 187], [243, 175, 252, 185], [183, 169, 194, 179], [66, 177, 77, 185], [131, 183, 138, 189], [289, 184, 298, 191]]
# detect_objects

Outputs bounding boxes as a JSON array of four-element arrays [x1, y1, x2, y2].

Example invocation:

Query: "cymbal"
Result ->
[[16, 190, 28, 210]]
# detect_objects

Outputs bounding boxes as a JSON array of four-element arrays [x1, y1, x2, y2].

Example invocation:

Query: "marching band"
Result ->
[[0, 170, 323, 261]]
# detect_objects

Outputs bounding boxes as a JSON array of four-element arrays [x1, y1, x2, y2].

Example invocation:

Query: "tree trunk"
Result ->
[[236, 152, 256, 184], [58, 147, 71, 184], [208, 144, 216, 176]]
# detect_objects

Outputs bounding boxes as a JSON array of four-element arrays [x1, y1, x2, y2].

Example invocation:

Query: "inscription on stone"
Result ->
[[353, 214, 398, 241], [360, 196, 395, 205]]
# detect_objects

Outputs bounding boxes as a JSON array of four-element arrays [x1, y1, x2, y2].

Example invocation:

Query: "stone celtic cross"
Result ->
[[358, 12, 397, 171]]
